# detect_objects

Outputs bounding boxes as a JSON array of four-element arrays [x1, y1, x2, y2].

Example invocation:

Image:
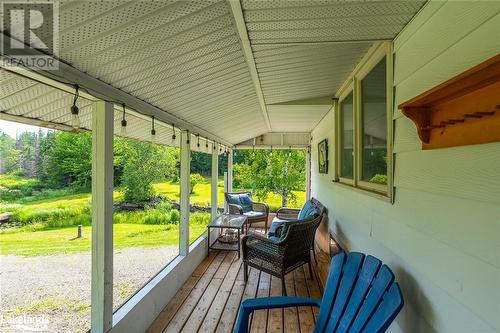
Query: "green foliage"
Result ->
[[189, 173, 205, 194], [46, 132, 92, 188], [233, 163, 253, 190], [190, 212, 210, 225], [233, 149, 305, 207], [369, 174, 388, 185], [121, 140, 164, 203]]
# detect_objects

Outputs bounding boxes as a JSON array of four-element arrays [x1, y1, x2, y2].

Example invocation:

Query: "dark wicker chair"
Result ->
[[242, 199, 326, 295], [224, 191, 269, 232]]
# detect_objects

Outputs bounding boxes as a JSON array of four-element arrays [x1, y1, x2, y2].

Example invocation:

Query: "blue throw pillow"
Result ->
[[298, 200, 317, 220], [239, 193, 254, 213], [227, 194, 242, 206]]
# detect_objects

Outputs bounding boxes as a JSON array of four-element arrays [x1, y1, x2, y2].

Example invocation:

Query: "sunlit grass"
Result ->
[[0, 173, 41, 189], [0, 223, 207, 256]]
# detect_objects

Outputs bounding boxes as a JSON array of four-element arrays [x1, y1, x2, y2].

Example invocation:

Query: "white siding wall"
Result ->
[[310, 2, 500, 332]]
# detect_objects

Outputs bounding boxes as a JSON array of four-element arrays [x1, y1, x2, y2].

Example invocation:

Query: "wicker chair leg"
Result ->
[[281, 276, 287, 296], [308, 260, 313, 279], [243, 263, 248, 282], [312, 248, 317, 264]]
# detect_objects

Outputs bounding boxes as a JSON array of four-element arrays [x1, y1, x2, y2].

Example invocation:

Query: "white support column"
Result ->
[[211, 143, 219, 220], [179, 130, 190, 256], [223, 172, 228, 213], [305, 147, 311, 200], [227, 149, 233, 192], [91, 101, 114, 333]]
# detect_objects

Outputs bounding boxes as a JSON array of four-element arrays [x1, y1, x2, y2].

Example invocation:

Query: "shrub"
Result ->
[[369, 174, 388, 185], [190, 212, 210, 226], [168, 209, 180, 224], [143, 209, 171, 225], [189, 174, 205, 194]]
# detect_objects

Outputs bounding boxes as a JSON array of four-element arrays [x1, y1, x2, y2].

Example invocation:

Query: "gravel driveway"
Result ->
[[0, 246, 178, 333]]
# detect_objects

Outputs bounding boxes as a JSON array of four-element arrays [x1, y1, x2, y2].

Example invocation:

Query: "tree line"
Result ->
[[0, 130, 228, 202], [1, 130, 305, 206]]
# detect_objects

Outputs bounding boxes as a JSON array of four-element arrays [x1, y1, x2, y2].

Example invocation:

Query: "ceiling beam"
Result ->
[[1, 33, 233, 147], [227, 0, 272, 132]]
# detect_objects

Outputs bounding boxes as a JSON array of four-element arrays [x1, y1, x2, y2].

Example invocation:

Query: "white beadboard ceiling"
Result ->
[[0, 0, 426, 145]]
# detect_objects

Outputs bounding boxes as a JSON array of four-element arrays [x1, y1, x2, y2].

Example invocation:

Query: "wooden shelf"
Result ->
[[399, 54, 500, 150]]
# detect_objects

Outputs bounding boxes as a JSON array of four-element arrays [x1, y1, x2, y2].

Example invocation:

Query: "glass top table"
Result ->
[[207, 214, 248, 258]]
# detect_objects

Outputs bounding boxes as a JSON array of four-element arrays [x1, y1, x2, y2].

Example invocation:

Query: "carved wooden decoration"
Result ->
[[399, 54, 500, 150]]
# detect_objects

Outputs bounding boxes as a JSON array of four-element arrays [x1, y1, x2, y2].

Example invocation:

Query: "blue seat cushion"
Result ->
[[243, 211, 265, 219], [227, 193, 253, 213], [298, 200, 318, 220]]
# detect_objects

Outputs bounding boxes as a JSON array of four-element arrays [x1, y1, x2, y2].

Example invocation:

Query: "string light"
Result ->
[[205, 138, 209, 150], [120, 103, 127, 136], [196, 134, 200, 148], [70, 85, 80, 130], [150, 116, 156, 143], [288, 145, 292, 157], [252, 145, 255, 156], [171, 124, 176, 144], [270, 145, 273, 156]]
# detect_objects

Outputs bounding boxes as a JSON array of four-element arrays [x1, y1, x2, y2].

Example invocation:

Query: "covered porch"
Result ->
[[1, 0, 500, 332]]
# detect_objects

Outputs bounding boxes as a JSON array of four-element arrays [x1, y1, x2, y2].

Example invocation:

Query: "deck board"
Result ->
[[148, 232, 323, 333]]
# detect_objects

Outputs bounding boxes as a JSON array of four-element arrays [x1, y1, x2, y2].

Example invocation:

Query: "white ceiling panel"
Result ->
[[2, 0, 426, 144]]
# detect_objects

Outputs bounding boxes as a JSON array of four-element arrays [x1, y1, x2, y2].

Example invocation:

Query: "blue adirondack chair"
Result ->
[[234, 252, 404, 333]]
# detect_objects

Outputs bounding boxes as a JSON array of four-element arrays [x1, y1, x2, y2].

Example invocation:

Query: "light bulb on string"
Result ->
[[70, 85, 80, 130], [150, 116, 157, 143], [171, 124, 176, 145], [288, 146, 292, 157], [196, 134, 200, 148], [205, 138, 209, 151], [120, 103, 127, 136]]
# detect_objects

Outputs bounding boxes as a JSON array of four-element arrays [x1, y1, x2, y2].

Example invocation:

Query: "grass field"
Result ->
[[0, 223, 206, 256], [1, 175, 305, 256]]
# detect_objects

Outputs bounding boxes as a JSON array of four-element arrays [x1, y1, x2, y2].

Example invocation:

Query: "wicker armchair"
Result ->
[[242, 201, 326, 295], [224, 191, 269, 232]]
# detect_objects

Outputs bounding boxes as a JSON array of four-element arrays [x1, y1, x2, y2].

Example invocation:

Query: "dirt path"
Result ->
[[0, 246, 178, 333]]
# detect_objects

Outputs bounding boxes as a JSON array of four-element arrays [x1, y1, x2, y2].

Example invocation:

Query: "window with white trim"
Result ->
[[335, 43, 393, 198]]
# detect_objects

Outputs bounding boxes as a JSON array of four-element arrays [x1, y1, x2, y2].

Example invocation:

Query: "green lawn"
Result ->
[[0, 177, 305, 257], [0, 223, 207, 256], [154, 180, 305, 211]]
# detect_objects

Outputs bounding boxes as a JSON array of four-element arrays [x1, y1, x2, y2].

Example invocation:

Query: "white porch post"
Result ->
[[211, 143, 219, 220], [179, 130, 190, 255], [227, 149, 233, 192], [305, 147, 311, 200], [91, 101, 114, 333]]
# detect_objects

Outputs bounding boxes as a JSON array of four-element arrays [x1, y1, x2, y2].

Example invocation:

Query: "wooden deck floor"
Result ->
[[147, 233, 323, 333]]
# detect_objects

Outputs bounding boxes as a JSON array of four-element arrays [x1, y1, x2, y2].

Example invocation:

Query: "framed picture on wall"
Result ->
[[318, 139, 328, 174]]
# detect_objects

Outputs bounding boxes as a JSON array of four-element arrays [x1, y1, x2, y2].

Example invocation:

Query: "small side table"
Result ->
[[207, 214, 247, 258]]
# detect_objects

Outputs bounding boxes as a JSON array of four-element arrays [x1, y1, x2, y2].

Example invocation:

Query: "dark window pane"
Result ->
[[340, 92, 354, 179], [361, 58, 387, 185]]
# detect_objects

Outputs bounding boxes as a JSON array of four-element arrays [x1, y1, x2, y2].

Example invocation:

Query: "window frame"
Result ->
[[336, 83, 355, 186], [334, 42, 394, 199]]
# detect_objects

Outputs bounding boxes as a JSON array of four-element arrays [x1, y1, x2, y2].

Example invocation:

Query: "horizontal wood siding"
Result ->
[[310, 1, 500, 332]]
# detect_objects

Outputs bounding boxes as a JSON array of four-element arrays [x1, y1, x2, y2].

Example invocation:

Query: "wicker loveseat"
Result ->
[[242, 198, 326, 295], [224, 191, 269, 232]]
